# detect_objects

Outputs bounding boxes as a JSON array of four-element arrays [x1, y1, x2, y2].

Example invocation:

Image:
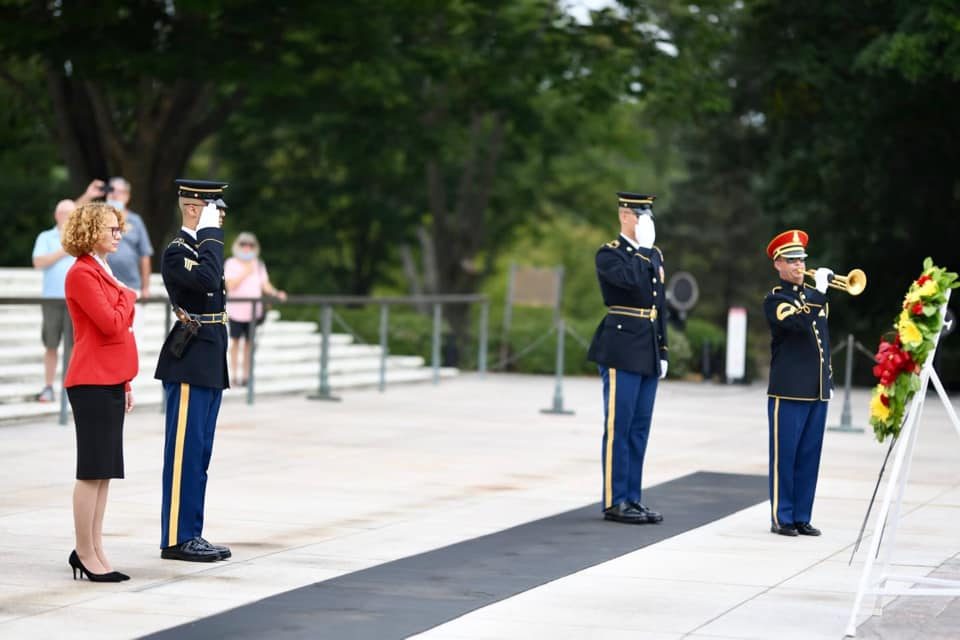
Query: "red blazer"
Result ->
[[64, 255, 139, 391]]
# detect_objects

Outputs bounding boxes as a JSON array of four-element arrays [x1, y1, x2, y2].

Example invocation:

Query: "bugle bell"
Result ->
[[804, 268, 867, 296]]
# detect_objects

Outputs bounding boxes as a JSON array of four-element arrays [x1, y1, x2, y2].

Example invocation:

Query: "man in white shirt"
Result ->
[[31, 199, 77, 402]]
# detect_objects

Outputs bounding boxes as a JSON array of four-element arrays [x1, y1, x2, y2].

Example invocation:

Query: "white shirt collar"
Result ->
[[89, 252, 113, 276], [620, 233, 640, 250], [181, 226, 197, 240]]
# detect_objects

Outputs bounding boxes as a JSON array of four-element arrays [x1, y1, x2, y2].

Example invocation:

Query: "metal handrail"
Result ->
[[0, 292, 490, 421]]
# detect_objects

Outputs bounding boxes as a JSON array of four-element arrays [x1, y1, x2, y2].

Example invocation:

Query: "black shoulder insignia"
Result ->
[[604, 239, 620, 249], [653, 245, 663, 262]]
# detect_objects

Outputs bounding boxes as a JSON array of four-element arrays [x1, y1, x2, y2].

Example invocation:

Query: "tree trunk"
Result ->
[[421, 111, 505, 358], [44, 71, 245, 267]]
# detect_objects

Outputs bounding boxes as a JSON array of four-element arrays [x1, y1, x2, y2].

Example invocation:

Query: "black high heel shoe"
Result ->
[[68, 550, 126, 583]]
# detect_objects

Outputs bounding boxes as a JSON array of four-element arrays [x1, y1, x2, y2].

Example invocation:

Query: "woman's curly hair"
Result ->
[[62, 203, 126, 257]]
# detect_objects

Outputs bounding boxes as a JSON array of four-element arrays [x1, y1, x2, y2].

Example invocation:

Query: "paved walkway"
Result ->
[[1, 375, 958, 639]]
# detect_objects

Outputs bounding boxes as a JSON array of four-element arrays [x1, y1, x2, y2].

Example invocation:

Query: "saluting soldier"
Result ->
[[154, 179, 232, 561], [763, 230, 833, 537], [587, 192, 668, 524]]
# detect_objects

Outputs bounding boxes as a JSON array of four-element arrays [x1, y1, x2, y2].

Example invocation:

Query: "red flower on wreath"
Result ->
[[872, 337, 918, 386], [910, 301, 924, 315], [916, 274, 931, 286]]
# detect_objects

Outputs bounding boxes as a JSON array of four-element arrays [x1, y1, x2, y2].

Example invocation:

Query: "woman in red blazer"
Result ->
[[61, 202, 139, 583]]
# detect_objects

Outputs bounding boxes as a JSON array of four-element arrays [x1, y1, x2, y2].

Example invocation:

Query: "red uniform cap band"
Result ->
[[766, 229, 809, 260]]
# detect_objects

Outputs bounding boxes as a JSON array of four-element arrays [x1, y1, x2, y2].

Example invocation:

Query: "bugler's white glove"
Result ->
[[659, 359, 668, 380], [814, 267, 833, 293], [197, 202, 221, 230]]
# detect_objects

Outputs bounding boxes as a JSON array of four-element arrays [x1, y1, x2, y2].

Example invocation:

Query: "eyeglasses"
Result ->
[[103, 226, 122, 238], [238, 241, 256, 248]]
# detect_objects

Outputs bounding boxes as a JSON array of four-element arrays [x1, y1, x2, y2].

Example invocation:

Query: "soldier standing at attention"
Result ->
[[764, 230, 833, 537], [154, 179, 232, 561], [587, 192, 668, 524]]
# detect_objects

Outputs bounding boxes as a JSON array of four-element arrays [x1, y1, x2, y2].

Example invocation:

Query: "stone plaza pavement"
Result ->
[[1, 374, 958, 639]]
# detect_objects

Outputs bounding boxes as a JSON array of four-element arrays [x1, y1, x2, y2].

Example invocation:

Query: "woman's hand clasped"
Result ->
[[125, 391, 135, 413]]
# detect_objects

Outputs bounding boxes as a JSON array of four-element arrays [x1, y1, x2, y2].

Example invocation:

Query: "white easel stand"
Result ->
[[845, 293, 960, 637]]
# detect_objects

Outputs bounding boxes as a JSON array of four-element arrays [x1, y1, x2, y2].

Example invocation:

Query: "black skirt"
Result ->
[[67, 384, 126, 480]]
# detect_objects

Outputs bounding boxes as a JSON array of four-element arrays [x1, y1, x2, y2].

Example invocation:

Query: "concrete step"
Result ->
[[0, 355, 428, 404], [0, 367, 459, 424], [0, 312, 315, 334], [0, 332, 374, 364], [0, 267, 458, 425], [0, 342, 403, 383]]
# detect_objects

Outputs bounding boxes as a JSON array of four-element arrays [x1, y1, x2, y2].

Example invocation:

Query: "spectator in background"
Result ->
[[103, 177, 154, 300], [31, 199, 77, 402], [225, 231, 286, 386]]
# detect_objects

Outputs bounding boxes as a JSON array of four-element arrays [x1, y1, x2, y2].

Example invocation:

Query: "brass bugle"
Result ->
[[804, 268, 867, 296]]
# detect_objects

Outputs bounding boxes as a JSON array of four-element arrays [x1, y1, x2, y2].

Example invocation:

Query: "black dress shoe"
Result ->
[[770, 523, 799, 536], [628, 501, 664, 523], [198, 537, 232, 559], [161, 538, 222, 562], [795, 522, 821, 536], [604, 502, 650, 524]]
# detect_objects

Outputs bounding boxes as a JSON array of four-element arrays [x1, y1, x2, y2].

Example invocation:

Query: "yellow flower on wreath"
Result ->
[[897, 310, 923, 346], [870, 386, 891, 422], [917, 278, 938, 298]]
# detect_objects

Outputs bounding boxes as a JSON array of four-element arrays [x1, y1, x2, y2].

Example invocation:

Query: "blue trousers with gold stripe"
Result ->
[[161, 382, 222, 548], [599, 367, 659, 510], [768, 397, 827, 527]]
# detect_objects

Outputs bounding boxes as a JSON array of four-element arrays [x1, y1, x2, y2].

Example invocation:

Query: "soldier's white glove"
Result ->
[[197, 202, 221, 230], [814, 267, 833, 293], [659, 359, 668, 380]]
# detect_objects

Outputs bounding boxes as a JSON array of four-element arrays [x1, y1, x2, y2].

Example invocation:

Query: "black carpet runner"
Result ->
[[143, 471, 766, 640]]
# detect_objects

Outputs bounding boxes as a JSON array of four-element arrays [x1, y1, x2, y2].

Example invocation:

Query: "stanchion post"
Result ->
[[308, 304, 340, 401], [541, 317, 574, 415], [829, 334, 864, 433], [379, 303, 388, 392], [58, 330, 71, 426], [246, 300, 258, 405], [478, 301, 488, 378], [432, 303, 441, 385]]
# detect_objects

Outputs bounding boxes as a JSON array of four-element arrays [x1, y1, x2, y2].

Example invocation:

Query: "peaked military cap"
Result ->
[[175, 178, 228, 203], [617, 191, 656, 213], [766, 229, 809, 260]]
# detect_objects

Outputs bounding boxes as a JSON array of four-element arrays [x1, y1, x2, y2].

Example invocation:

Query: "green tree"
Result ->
[[0, 0, 333, 251]]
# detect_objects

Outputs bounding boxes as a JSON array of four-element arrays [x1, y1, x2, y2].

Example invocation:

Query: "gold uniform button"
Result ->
[[617, 324, 622, 329]]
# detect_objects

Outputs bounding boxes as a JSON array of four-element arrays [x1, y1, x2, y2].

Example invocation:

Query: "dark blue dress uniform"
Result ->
[[154, 180, 230, 553], [763, 229, 832, 535], [587, 220, 668, 517]]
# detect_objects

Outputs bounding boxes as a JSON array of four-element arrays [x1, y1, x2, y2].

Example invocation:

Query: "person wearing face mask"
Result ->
[[587, 192, 669, 524], [763, 230, 833, 537], [224, 231, 287, 387]]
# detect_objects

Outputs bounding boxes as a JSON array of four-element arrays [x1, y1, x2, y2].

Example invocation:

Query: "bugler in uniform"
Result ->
[[763, 229, 832, 537], [587, 192, 668, 524], [154, 179, 232, 561]]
